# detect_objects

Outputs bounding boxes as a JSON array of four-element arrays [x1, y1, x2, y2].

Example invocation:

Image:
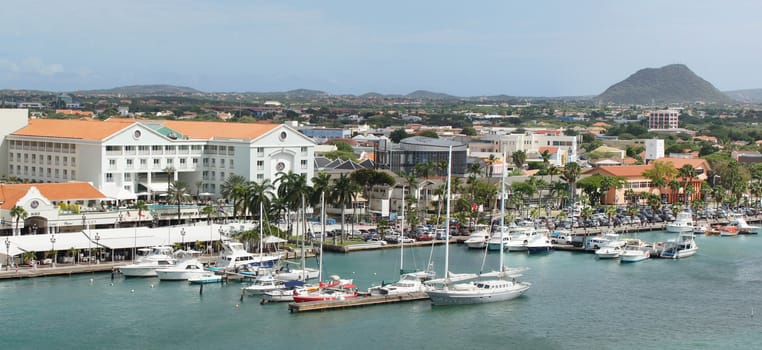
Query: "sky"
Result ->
[[1, 0, 761, 96]]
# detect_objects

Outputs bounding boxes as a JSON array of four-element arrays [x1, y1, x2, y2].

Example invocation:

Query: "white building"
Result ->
[[5, 117, 316, 199], [468, 131, 578, 166], [644, 139, 665, 163]]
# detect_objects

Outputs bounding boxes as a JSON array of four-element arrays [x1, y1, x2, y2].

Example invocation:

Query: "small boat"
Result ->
[[242, 275, 286, 295], [504, 226, 534, 252], [526, 234, 552, 254], [666, 210, 694, 233], [659, 232, 699, 259], [188, 274, 223, 284], [262, 281, 311, 303], [275, 264, 320, 281], [369, 272, 432, 296], [595, 244, 623, 259], [292, 277, 358, 303], [119, 246, 177, 277], [463, 226, 490, 249], [719, 225, 739, 237], [215, 241, 281, 272], [693, 224, 709, 235], [619, 248, 650, 263], [156, 259, 206, 281], [729, 214, 760, 234]]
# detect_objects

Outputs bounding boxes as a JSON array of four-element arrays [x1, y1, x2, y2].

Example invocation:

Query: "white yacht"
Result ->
[[243, 275, 286, 295], [659, 232, 699, 259], [369, 272, 432, 296], [119, 246, 176, 277], [619, 247, 650, 263], [463, 225, 490, 249], [214, 241, 281, 272], [595, 244, 623, 259], [504, 226, 535, 252], [666, 210, 694, 233], [487, 226, 511, 251], [156, 251, 207, 281], [526, 231, 552, 255]]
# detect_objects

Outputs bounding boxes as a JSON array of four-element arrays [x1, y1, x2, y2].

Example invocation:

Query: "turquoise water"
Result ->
[[1, 231, 761, 349]]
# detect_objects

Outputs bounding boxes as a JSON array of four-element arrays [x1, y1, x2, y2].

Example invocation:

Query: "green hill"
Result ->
[[596, 64, 735, 105], [724, 89, 762, 104], [75, 84, 202, 95]]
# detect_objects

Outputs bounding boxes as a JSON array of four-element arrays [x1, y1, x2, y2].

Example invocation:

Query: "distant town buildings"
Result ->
[[647, 109, 679, 129]]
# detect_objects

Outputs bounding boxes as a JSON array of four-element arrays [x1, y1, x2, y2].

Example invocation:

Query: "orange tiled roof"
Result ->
[[161, 120, 280, 139], [585, 165, 652, 178], [13, 119, 130, 141], [0, 182, 107, 210]]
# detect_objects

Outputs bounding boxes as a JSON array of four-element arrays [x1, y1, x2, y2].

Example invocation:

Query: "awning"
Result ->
[[100, 184, 138, 200], [261, 235, 287, 244], [138, 182, 170, 193]]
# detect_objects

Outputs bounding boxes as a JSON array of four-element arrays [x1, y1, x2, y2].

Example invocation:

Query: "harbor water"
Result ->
[[1, 231, 761, 349]]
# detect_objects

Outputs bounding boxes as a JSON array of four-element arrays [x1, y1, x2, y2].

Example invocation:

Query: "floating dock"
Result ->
[[287, 292, 430, 313]]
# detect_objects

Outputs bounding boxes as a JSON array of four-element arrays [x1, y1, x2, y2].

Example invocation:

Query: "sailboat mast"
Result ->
[[259, 202, 263, 261], [319, 191, 325, 282], [500, 148, 507, 272], [301, 193, 306, 278], [400, 185, 405, 275], [444, 146, 453, 282]]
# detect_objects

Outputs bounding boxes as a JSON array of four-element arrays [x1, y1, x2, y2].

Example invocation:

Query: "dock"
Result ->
[[287, 292, 430, 313]]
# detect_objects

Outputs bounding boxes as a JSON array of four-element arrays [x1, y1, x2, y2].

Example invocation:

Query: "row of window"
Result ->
[[109, 157, 203, 170], [8, 165, 75, 179], [10, 153, 76, 167], [9, 140, 75, 153]]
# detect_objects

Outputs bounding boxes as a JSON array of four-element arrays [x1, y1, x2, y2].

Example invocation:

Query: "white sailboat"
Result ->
[[426, 147, 531, 306], [369, 191, 434, 296]]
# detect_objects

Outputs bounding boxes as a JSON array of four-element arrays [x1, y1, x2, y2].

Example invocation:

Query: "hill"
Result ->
[[405, 90, 458, 100], [75, 84, 202, 95], [596, 64, 735, 105], [724, 89, 762, 104]]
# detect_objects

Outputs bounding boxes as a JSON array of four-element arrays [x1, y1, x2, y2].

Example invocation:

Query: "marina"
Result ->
[[1, 229, 761, 349]]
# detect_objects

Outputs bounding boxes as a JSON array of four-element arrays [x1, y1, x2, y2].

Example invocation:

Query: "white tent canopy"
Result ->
[[100, 183, 138, 201]]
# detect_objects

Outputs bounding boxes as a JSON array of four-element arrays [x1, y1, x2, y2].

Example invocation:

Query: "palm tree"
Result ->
[[678, 164, 697, 206], [668, 179, 681, 205], [467, 162, 483, 179], [511, 150, 527, 171], [561, 162, 581, 210], [604, 205, 616, 228], [540, 150, 552, 171], [201, 205, 217, 224], [485, 154, 497, 178], [580, 206, 594, 232], [221, 174, 248, 220], [276, 171, 310, 236], [642, 160, 677, 202], [330, 173, 356, 244], [162, 166, 176, 196], [11, 205, 27, 236], [437, 160, 449, 177], [134, 200, 149, 227], [414, 161, 435, 179], [194, 180, 204, 199], [311, 171, 332, 221], [167, 180, 190, 225]]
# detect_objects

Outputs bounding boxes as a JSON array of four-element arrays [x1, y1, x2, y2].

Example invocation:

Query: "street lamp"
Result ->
[[50, 234, 56, 268], [181, 228, 186, 250], [94, 232, 100, 263], [4, 237, 10, 271]]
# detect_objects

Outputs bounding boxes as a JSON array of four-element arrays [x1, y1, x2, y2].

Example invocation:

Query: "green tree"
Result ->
[[511, 150, 527, 170], [11, 205, 28, 236], [330, 173, 356, 244], [389, 128, 411, 143], [167, 180, 190, 225]]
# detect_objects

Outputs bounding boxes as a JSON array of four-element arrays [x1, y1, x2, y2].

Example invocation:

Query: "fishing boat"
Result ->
[[595, 244, 623, 259], [619, 248, 650, 263], [666, 210, 694, 233], [463, 225, 490, 249], [243, 274, 286, 295], [119, 246, 176, 277], [659, 232, 699, 259], [425, 147, 531, 306], [526, 233, 552, 254], [156, 251, 207, 281]]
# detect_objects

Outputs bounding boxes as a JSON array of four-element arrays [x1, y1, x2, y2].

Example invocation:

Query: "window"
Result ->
[[167, 158, 174, 165], [257, 174, 264, 180], [63, 169, 67, 178], [179, 158, 186, 165], [301, 159, 308, 169], [192, 158, 198, 165], [109, 159, 116, 168], [229, 159, 234, 169], [153, 159, 160, 167], [71, 157, 76, 166], [257, 147, 264, 155], [124, 173, 132, 181], [71, 170, 76, 178], [126, 159, 133, 169], [257, 160, 264, 170], [105, 173, 114, 182]]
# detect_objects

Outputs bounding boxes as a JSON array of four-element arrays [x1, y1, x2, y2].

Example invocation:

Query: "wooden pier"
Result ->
[[287, 292, 430, 313]]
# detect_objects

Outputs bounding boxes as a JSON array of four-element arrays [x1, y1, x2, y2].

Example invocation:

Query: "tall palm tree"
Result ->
[[221, 174, 248, 220], [201, 205, 217, 224], [194, 180, 204, 199], [162, 166, 176, 196], [467, 162, 483, 178], [247, 179, 275, 221], [11, 205, 27, 236], [668, 179, 681, 205], [330, 173, 356, 244], [414, 161, 435, 179], [485, 154, 497, 178], [134, 200, 149, 227], [167, 180, 189, 225], [437, 160, 449, 177], [678, 164, 697, 206], [511, 150, 527, 171], [642, 160, 677, 202], [561, 162, 581, 210], [276, 171, 310, 236], [540, 150, 552, 171], [311, 171, 332, 221]]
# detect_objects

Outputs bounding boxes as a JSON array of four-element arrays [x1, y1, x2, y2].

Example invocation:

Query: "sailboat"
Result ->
[[426, 147, 531, 306], [369, 189, 434, 296], [276, 195, 319, 281]]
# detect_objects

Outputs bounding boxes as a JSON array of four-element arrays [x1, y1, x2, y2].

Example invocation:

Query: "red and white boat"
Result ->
[[719, 225, 739, 237], [292, 277, 358, 303]]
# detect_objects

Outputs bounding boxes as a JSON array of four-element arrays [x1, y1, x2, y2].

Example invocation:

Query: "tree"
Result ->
[[460, 126, 477, 136], [418, 130, 439, 138], [467, 162, 483, 178], [162, 166, 176, 195], [221, 174, 248, 220], [485, 154, 497, 178], [561, 162, 581, 209], [134, 200, 149, 227], [678, 164, 697, 205], [350, 169, 396, 216], [540, 150, 552, 170], [642, 160, 677, 202], [330, 173, 356, 244], [201, 205, 217, 225], [168, 180, 190, 225], [389, 128, 411, 143], [276, 171, 310, 236], [11, 205, 27, 236], [511, 150, 527, 170], [414, 161, 435, 179]]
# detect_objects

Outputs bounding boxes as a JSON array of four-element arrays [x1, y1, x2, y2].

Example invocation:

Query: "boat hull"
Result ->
[[619, 251, 650, 263], [527, 246, 552, 254], [120, 266, 162, 277], [188, 274, 222, 284], [426, 283, 530, 306]]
